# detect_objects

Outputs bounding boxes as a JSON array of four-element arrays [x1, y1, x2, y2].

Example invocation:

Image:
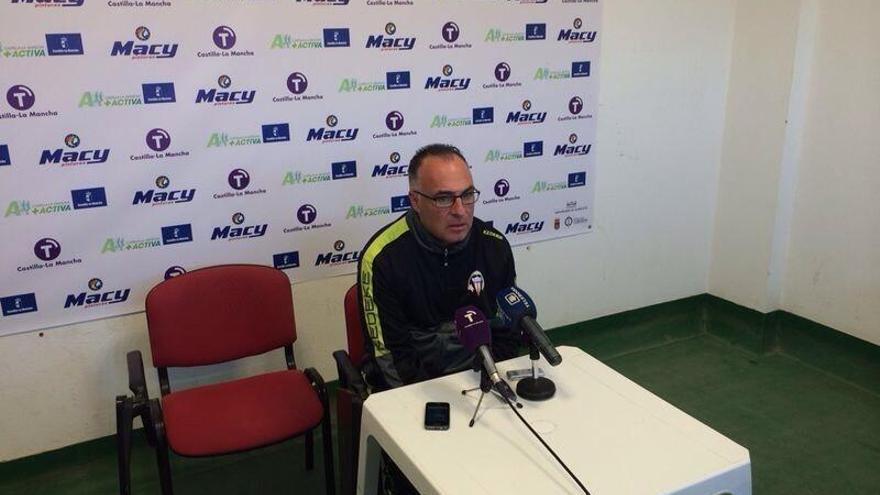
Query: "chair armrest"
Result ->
[[333, 350, 368, 400], [126, 350, 149, 401], [304, 367, 328, 398]]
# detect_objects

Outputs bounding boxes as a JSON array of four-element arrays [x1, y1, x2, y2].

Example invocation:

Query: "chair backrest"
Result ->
[[343, 284, 367, 368], [145, 264, 296, 368]]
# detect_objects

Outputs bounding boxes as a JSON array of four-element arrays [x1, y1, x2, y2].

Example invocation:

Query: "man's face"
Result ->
[[409, 154, 475, 245]]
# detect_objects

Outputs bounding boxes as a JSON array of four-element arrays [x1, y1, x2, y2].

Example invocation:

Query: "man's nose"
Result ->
[[449, 196, 466, 215]]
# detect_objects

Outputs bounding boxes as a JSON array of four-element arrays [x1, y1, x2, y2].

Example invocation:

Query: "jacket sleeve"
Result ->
[[367, 254, 471, 386], [369, 262, 426, 384]]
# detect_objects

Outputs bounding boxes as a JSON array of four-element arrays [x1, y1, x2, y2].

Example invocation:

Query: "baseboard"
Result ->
[[696, 294, 879, 394], [550, 295, 705, 360], [4, 294, 877, 471], [0, 381, 340, 480], [700, 294, 780, 354], [0, 434, 118, 482], [774, 311, 880, 395], [553, 293, 879, 395]]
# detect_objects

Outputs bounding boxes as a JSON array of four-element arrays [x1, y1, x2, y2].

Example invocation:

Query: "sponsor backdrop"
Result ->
[[0, 0, 600, 337]]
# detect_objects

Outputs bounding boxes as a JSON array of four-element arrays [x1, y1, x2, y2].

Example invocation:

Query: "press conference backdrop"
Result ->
[[0, 0, 601, 337]]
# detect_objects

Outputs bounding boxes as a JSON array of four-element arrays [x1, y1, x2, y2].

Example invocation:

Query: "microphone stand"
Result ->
[[516, 342, 556, 401], [461, 356, 522, 427]]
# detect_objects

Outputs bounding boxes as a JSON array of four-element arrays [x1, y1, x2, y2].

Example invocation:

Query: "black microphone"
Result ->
[[454, 306, 517, 402], [496, 287, 562, 366]]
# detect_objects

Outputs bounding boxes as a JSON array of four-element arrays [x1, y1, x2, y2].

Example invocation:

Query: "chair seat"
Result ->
[[162, 369, 323, 456]]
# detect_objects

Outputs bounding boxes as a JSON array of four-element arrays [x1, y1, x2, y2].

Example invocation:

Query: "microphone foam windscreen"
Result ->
[[495, 286, 537, 323], [454, 305, 491, 352]]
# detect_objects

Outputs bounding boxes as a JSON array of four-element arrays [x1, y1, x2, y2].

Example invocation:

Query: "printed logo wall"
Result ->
[[0, 0, 601, 337]]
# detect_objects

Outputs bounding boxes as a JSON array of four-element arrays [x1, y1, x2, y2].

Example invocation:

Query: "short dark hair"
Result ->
[[408, 143, 467, 186]]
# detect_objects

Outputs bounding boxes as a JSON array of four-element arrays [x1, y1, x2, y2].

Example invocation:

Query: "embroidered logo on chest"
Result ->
[[467, 270, 485, 296]]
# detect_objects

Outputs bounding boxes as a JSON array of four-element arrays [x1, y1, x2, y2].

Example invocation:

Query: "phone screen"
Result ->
[[424, 402, 450, 430]]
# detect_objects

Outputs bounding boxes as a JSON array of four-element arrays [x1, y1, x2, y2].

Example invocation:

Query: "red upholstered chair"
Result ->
[[115, 264, 335, 495], [332, 284, 371, 495]]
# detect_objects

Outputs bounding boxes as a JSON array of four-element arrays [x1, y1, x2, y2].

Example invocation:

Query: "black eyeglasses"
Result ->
[[412, 188, 480, 208]]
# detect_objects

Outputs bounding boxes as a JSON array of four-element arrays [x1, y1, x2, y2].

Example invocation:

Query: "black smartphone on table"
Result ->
[[424, 402, 450, 430]]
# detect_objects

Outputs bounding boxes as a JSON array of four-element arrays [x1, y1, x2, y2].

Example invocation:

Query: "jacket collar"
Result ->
[[406, 209, 471, 255]]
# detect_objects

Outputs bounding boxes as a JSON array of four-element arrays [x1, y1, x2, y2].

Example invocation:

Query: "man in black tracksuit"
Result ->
[[358, 143, 521, 388]]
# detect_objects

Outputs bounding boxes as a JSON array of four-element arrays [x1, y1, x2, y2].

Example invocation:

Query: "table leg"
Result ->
[[356, 435, 381, 495]]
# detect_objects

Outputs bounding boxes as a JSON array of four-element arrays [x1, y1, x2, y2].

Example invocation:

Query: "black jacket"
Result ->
[[358, 210, 520, 387]]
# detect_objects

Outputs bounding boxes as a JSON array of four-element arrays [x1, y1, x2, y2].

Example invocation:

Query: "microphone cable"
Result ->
[[503, 397, 591, 495]]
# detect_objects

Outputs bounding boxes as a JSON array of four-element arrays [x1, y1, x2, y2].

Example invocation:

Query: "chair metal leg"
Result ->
[[148, 399, 174, 495], [336, 388, 356, 495], [336, 387, 363, 495], [155, 443, 174, 495], [305, 430, 315, 471], [305, 367, 336, 495], [321, 408, 337, 495], [116, 396, 133, 495]]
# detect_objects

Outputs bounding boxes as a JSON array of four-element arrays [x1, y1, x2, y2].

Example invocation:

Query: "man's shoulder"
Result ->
[[361, 213, 413, 264], [473, 217, 511, 247]]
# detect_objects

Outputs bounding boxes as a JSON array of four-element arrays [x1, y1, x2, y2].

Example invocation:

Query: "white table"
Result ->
[[357, 346, 751, 495]]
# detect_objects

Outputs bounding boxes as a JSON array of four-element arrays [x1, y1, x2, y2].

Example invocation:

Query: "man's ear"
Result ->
[[408, 191, 420, 213]]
